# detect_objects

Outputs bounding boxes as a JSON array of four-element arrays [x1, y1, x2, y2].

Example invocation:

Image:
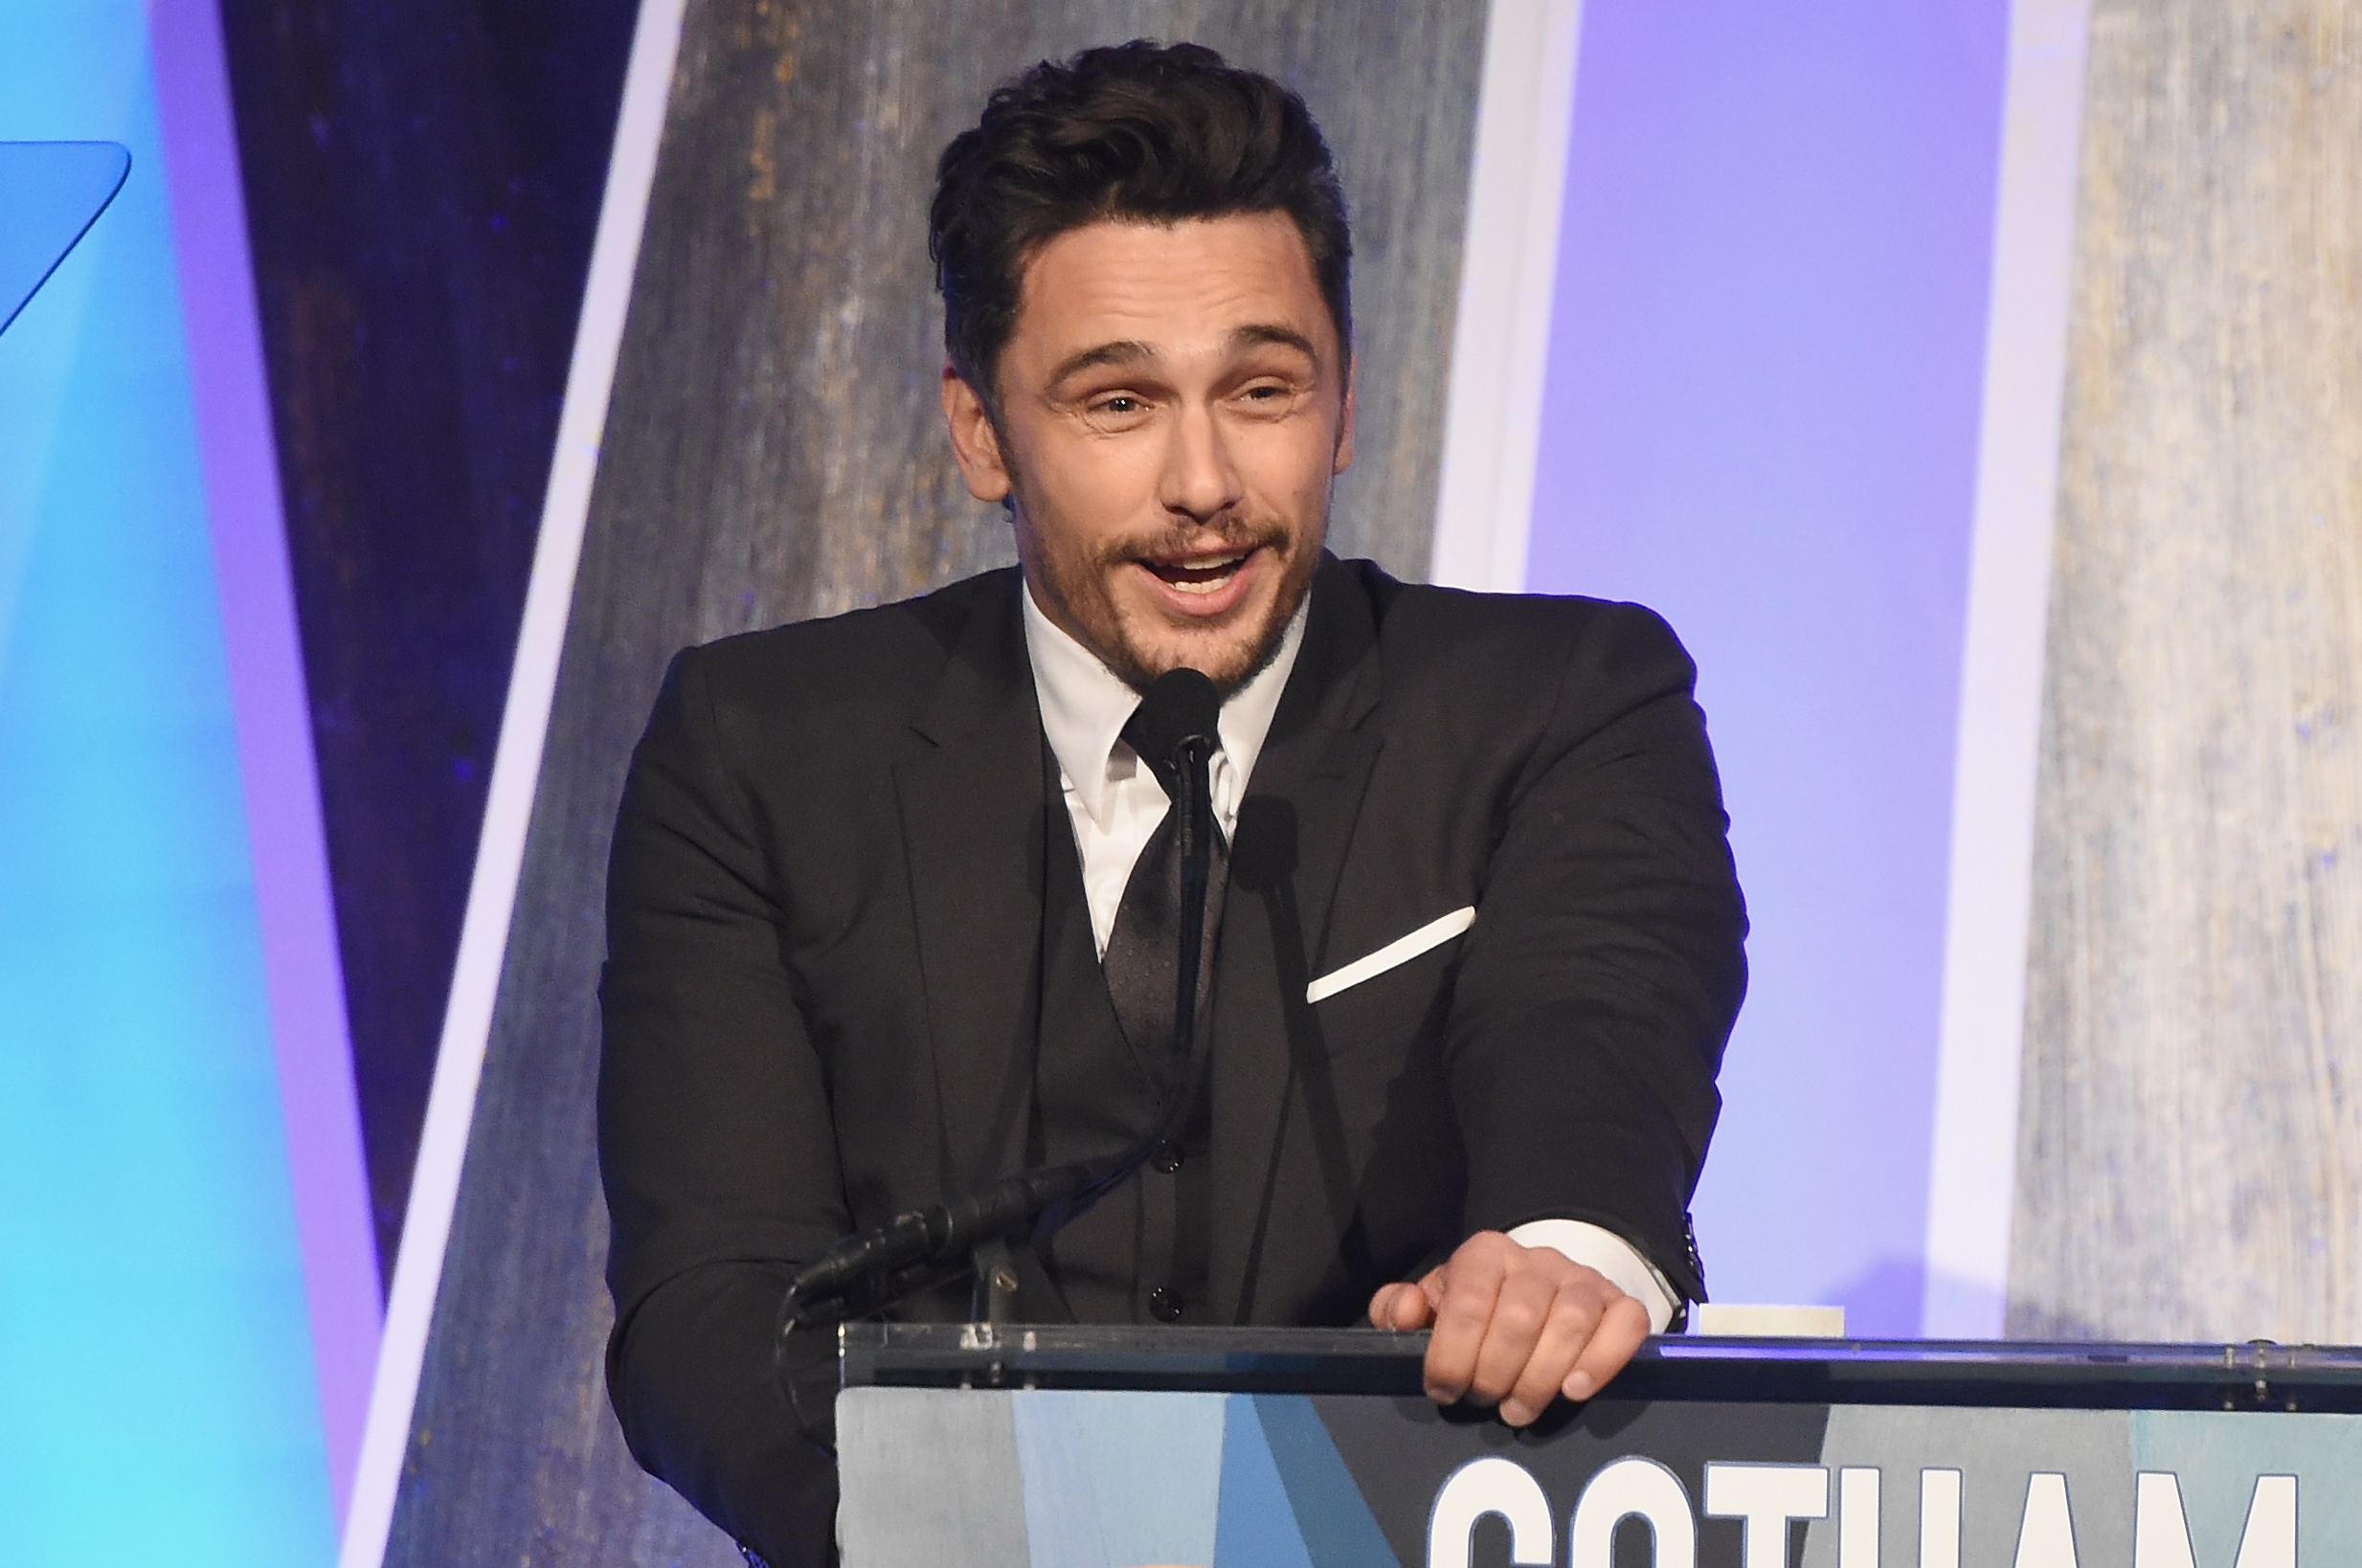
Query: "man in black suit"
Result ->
[[599, 41, 1744, 1566]]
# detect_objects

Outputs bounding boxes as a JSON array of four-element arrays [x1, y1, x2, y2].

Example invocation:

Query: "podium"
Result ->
[[835, 1324, 2362, 1566]]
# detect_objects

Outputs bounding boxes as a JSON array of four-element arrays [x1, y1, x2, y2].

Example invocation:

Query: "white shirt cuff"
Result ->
[[1507, 1219, 1680, 1333]]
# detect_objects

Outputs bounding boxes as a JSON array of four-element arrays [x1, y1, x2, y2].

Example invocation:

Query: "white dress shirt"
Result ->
[[1019, 584, 1678, 1332]]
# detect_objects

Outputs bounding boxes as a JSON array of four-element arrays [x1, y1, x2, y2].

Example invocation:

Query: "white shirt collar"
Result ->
[[1021, 579, 1310, 828]]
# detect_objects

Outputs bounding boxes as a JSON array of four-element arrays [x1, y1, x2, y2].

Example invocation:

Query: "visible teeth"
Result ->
[[1141, 549, 1252, 595]]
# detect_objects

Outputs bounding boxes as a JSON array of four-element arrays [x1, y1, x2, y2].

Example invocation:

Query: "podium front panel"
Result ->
[[835, 1327, 2362, 1566]]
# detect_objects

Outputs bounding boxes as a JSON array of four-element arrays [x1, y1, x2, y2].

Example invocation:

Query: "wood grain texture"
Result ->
[[2012, 0, 2362, 1341], [385, 3, 1484, 1561]]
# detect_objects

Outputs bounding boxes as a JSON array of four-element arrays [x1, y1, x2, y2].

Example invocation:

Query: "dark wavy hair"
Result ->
[[929, 41, 1353, 407]]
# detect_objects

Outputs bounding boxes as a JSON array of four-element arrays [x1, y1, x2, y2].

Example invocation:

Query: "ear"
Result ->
[[941, 366, 1012, 503], [1332, 357, 1358, 476]]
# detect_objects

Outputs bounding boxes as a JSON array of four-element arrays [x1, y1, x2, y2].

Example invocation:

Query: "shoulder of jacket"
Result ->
[[1345, 557, 1681, 656]]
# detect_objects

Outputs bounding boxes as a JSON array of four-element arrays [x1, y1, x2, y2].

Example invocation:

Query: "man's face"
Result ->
[[942, 212, 1355, 691]]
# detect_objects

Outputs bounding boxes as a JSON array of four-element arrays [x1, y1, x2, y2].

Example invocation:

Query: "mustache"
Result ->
[[1093, 516, 1289, 570]]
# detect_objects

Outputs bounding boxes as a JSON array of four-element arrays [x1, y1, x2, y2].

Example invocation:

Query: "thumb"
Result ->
[[1371, 1281, 1436, 1329]]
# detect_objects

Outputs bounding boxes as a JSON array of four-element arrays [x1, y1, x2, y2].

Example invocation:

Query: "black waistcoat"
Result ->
[[1015, 744, 1214, 1324]]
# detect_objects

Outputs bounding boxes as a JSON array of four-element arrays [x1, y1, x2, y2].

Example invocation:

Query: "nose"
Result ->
[[1158, 399, 1244, 524]]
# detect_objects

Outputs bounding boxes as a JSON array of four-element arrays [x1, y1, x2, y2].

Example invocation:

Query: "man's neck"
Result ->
[[1020, 578, 1311, 828]]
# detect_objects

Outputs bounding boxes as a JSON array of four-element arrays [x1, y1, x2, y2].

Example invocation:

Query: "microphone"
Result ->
[[1125, 666, 1221, 778], [1127, 667, 1221, 1099], [770, 1159, 1097, 1446], [775, 1161, 1096, 1328]]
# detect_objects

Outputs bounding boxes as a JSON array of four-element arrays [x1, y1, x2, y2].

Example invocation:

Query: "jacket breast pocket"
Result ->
[[1306, 907, 1473, 1005], [1305, 906, 1473, 1064]]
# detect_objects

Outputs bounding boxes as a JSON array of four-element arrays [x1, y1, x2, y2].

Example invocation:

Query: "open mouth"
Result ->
[[1141, 548, 1255, 594]]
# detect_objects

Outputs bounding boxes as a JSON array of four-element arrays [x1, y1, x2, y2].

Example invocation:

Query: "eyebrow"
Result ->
[[1045, 339, 1154, 389], [1228, 323, 1319, 359], [1044, 323, 1323, 392]]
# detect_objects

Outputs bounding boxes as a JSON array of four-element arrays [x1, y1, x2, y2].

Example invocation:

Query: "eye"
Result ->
[[1083, 391, 1152, 421]]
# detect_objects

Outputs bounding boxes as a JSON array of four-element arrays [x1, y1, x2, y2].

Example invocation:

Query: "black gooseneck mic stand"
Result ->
[[773, 668, 1223, 1425]]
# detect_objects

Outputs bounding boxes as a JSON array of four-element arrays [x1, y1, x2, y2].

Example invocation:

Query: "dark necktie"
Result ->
[[1100, 706, 1230, 1098]]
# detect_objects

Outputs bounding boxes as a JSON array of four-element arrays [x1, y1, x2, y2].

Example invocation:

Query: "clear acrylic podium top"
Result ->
[[841, 1321, 2362, 1412]]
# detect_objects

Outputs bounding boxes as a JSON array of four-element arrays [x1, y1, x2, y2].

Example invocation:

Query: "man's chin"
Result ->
[[1110, 605, 1292, 694]]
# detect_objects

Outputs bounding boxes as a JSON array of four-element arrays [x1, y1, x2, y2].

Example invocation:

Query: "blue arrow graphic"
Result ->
[[0, 141, 132, 338]]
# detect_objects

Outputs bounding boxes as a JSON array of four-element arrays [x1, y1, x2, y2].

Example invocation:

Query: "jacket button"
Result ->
[[1149, 1287, 1184, 1322], [1151, 1142, 1183, 1174]]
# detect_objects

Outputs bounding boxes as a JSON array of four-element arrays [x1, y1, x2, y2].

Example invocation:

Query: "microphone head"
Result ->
[[1126, 666, 1222, 767]]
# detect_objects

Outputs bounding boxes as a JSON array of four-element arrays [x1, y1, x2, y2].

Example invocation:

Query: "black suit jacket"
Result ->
[[598, 553, 1745, 1564]]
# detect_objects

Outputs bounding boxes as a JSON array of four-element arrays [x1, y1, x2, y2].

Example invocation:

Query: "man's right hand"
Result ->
[[1368, 1229, 1652, 1427]]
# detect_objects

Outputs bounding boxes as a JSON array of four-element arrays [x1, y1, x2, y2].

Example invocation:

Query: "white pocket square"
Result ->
[[1305, 906, 1476, 1003]]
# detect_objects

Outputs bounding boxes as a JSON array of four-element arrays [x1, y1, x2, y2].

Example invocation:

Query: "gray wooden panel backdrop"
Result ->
[[383, 1, 1485, 1560], [2012, 0, 2362, 1341]]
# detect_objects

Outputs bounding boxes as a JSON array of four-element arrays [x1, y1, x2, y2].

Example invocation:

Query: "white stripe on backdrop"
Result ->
[[336, 0, 687, 1558], [1923, 0, 2092, 1340], [1429, 0, 1586, 594]]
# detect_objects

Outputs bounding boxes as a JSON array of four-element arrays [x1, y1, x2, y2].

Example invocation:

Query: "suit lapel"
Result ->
[[893, 570, 1050, 1198], [1209, 557, 1383, 1320]]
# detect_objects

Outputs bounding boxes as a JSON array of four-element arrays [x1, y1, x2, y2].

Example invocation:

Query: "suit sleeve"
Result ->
[[599, 645, 849, 1567], [1445, 603, 1746, 1303]]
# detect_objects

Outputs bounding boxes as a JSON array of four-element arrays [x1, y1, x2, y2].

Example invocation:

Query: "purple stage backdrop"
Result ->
[[1528, 0, 2010, 1333]]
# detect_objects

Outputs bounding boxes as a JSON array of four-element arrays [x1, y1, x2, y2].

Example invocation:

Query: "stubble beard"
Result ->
[[1048, 513, 1320, 696]]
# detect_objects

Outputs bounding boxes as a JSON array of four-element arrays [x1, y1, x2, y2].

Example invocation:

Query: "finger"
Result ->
[[1498, 1284, 1607, 1426], [1369, 1282, 1434, 1329], [1562, 1292, 1653, 1402], [1423, 1251, 1508, 1404], [1465, 1268, 1571, 1412]]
